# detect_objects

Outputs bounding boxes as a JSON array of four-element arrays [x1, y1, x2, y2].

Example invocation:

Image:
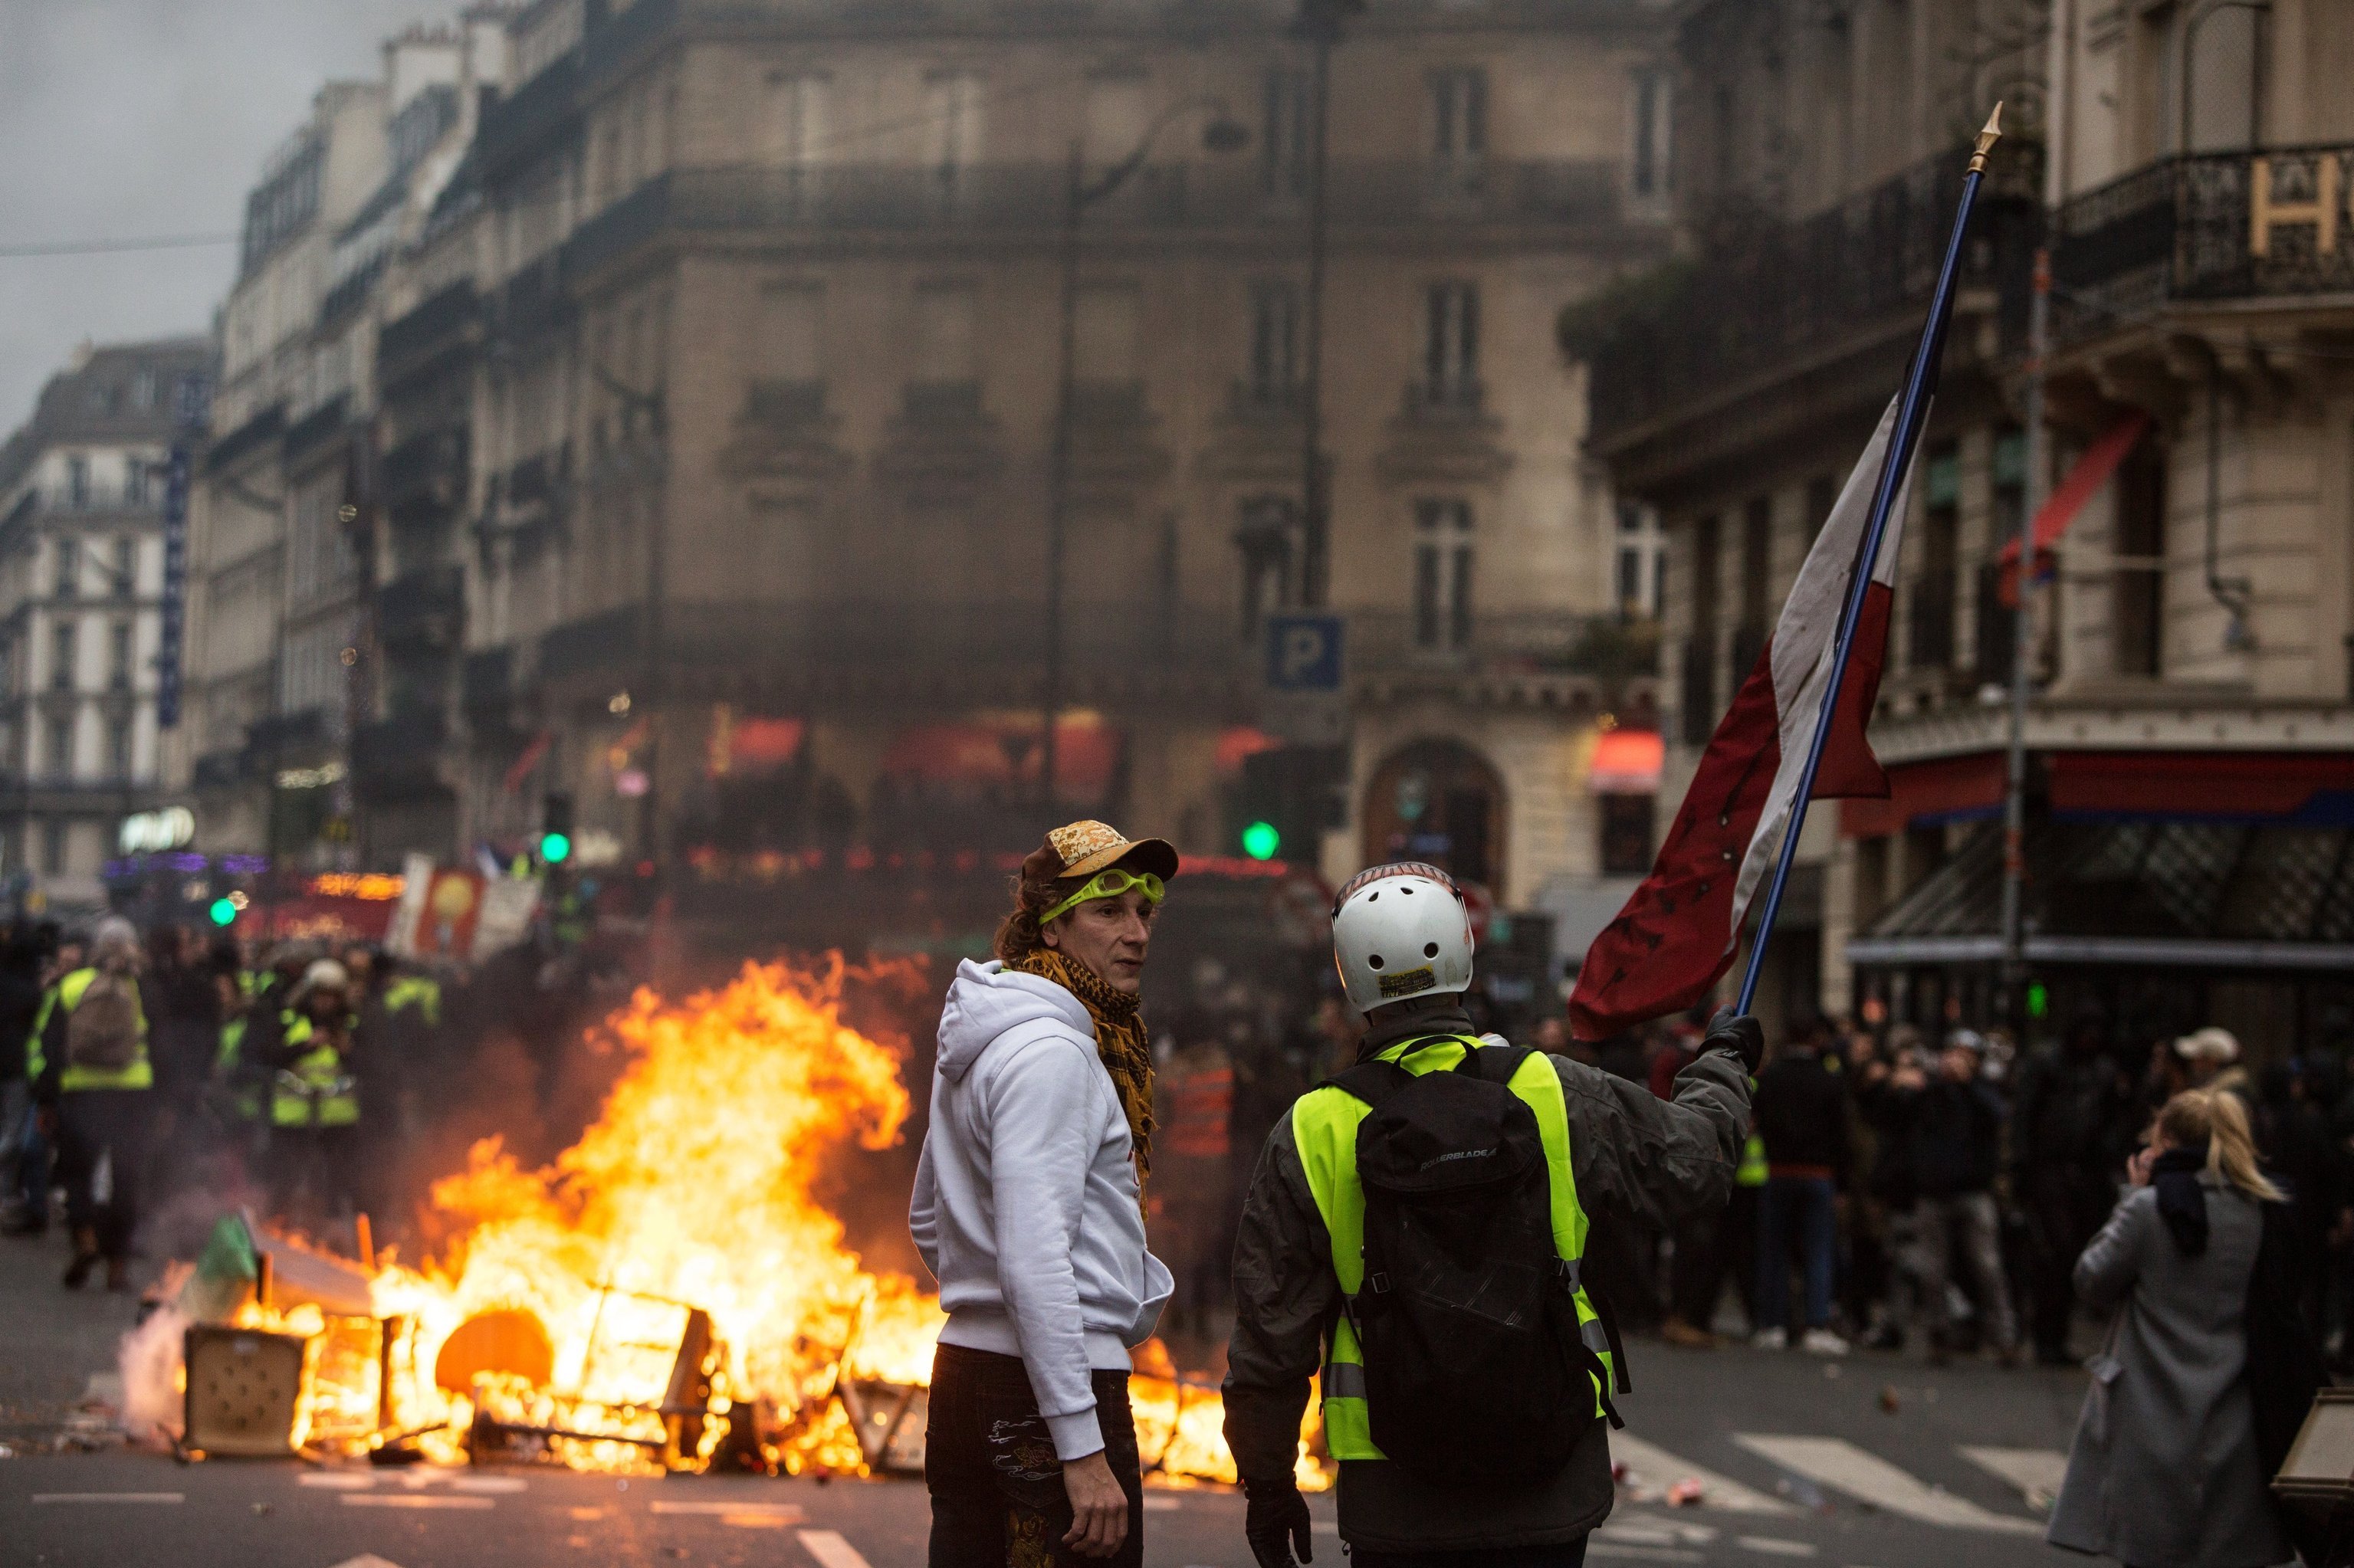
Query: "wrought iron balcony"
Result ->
[[376, 564, 465, 650], [1350, 609, 1659, 683], [380, 425, 468, 519], [1581, 144, 2043, 444], [379, 281, 480, 378], [2053, 144, 2354, 343]]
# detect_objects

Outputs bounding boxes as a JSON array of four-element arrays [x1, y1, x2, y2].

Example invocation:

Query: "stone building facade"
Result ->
[[1587, 0, 2354, 1051], [0, 337, 212, 911], [178, 0, 1679, 956]]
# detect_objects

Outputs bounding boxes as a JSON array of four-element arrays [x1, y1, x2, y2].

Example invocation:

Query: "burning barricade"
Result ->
[[135, 960, 1325, 1489]]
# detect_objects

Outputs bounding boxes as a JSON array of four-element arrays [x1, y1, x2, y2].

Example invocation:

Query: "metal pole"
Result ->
[[1298, 18, 1336, 608], [1999, 248, 2051, 1006], [1735, 107, 2007, 1015], [1042, 139, 1082, 812]]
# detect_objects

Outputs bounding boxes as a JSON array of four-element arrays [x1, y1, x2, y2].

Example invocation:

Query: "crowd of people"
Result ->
[[0, 916, 447, 1290], [1552, 1004, 2347, 1369]]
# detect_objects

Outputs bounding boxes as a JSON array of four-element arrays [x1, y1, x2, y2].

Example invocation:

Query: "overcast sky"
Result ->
[[0, 2, 451, 428]]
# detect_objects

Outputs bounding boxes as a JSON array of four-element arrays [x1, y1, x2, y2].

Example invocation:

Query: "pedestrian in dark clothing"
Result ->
[[2008, 1018, 2136, 1365], [1752, 1019, 1848, 1353], [0, 926, 50, 1235], [1880, 1033, 2017, 1361], [1650, 1013, 1730, 1348]]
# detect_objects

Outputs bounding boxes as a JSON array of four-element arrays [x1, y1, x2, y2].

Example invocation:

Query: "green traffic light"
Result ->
[[208, 896, 238, 927], [540, 832, 573, 865], [1241, 820, 1282, 861], [2026, 981, 2049, 1020]]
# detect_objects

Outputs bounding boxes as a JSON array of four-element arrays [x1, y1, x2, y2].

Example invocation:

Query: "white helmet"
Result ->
[[1331, 862, 1474, 1013]]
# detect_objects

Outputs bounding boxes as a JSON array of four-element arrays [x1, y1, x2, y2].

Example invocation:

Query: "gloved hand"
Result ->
[[1243, 1478, 1315, 1568], [1704, 1005, 1766, 1074]]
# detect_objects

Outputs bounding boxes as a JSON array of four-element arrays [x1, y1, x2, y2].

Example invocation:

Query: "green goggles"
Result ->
[[1041, 867, 1167, 926]]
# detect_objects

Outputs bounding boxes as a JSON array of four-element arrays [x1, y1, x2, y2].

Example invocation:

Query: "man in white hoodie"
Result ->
[[911, 820, 1178, 1568]]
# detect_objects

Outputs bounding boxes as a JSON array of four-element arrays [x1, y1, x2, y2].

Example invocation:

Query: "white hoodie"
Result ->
[[910, 959, 1174, 1460]]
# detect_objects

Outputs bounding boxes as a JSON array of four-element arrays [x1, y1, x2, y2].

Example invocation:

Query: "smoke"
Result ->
[[117, 1304, 189, 1446]]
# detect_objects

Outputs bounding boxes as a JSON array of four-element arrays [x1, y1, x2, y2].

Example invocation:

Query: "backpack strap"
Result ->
[[1324, 1058, 1414, 1111], [1452, 1041, 1533, 1087]]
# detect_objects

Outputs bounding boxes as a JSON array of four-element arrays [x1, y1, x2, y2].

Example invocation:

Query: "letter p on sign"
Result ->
[[1266, 615, 1343, 692]]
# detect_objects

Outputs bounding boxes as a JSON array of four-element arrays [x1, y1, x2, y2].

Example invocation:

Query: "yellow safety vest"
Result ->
[[1735, 1131, 1768, 1188], [271, 1015, 359, 1128], [1291, 1035, 1611, 1461], [383, 975, 442, 1028], [29, 969, 153, 1094]]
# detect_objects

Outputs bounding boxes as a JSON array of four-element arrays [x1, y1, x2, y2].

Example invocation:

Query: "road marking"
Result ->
[[340, 1494, 496, 1510], [799, 1528, 874, 1568], [651, 1500, 806, 1519], [32, 1493, 185, 1504], [327, 1557, 409, 1568], [1597, 1520, 1719, 1546], [1731, 1436, 2041, 1534], [1587, 1547, 1703, 1563], [300, 1473, 377, 1489], [1736, 1539, 1819, 1558], [1142, 1495, 1182, 1511], [1959, 1445, 2067, 1507], [1613, 1434, 1797, 1514]]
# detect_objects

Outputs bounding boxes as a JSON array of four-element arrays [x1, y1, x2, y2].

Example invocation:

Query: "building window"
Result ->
[[1247, 280, 1300, 405], [1237, 495, 1298, 630], [1262, 65, 1310, 198], [762, 71, 829, 173], [1614, 500, 1663, 618], [108, 622, 132, 690], [51, 621, 75, 691], [1599, 794, 1656, 877], [751, 281, 825, 418], [1683, 514, 1722, 746], [1630, 68, 1672, 200], [1413, 499, 1474, 651], [40, 818, 65, 876], [47, 715, 74, 781], [1421, 282, 1479, 410], [1979, 428, 2026, 685], [105, 718, 131, 780], [1909, 444, 1959, 670], [1428, 67, 1487, 185], [908, 280, 980, 412], [1072, 283, 1142, 392], [111, 537, 135, 597], [53, 536, 77, 597], [1805, 473, 1838, 540], [924, 71, 984, 185], [123, 459, 146, 507], [1733, 494, 1772, 675], [66, 455, 90, 507], [133, 368, 158, 409]]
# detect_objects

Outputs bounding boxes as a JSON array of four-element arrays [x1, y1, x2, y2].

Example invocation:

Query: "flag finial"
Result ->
[[1969, 103, 2004, 175]]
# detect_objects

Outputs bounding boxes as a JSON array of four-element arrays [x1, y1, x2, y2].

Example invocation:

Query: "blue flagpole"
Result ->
[[1734, 105, 2007, 1017]]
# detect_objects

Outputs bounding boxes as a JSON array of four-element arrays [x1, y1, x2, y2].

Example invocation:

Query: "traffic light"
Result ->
[[1230, 745, 1345, 865], [540, 791, 575, 866], [208, 896, 238, 927]]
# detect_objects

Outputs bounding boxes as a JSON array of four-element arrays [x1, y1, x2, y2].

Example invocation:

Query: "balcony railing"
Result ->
[[2053, 145, 2354, 342], [379, 280, 481, 374], [376, 564, 465, 649], [1351, 610, 1659, 683], [563, 158, 1629, 279], [1582, 144, 2043, 442], [380, 425, 468, 518]]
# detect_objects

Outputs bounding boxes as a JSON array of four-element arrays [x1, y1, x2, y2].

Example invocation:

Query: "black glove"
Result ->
[[1704, 1005, 1766, 1075], [1243, 1479, 1314, 1568]]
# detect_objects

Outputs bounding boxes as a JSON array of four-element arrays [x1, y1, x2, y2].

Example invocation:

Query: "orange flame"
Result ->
[[311, 959, 1324, 1485]]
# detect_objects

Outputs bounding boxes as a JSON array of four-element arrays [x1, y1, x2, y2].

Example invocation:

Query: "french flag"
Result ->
[[1571, 397, 1918, 1042]]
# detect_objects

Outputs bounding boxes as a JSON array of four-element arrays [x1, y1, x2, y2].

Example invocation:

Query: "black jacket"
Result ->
[[1752, 1051, 1849, 1181], [1888, 1079, 2003, 1200], [1220, 1000, 1751, 1551]]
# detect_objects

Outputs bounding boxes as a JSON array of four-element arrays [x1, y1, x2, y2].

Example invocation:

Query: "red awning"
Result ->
[[2050, 752, 2354, 818], [1588, 728, 1664, 794], [1840, 752, 2008, 838]]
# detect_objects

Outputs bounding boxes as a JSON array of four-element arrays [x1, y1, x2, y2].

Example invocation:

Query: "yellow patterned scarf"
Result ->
[[1006, 948, 1154, 1194]]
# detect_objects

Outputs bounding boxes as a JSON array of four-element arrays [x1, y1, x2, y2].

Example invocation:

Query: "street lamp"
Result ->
[[1293, 0, 1362, 611], [1040, 100, 1250, 809]]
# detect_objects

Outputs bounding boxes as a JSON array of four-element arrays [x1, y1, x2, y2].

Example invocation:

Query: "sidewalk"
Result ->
[[0, 1224, 146, 1441]]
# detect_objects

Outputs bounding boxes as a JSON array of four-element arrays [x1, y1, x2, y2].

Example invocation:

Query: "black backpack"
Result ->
[[1331, 1038, 1623, 1485]]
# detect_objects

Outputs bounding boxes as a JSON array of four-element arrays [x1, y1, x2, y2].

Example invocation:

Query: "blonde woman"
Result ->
[[2048, 1088, 2314, 1568]]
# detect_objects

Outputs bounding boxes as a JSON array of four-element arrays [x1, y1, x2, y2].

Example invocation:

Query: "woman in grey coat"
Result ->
[[2048, 1087, 2294, 1568]]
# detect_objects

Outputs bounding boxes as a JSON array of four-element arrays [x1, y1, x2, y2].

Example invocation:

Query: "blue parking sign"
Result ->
[[1266, 615, 1344, 691]]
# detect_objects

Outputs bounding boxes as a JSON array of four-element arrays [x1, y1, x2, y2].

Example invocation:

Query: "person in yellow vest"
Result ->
[[268, 958, 362, 1228], [31, 918, 151, 1291], [1222, 863, 1761, 1568]]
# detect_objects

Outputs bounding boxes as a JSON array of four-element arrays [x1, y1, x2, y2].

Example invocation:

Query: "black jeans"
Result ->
[[1353, 1543, 1589, 1568], [55, 1090, 153, 1258], [926, 1343, 1144, 1568]]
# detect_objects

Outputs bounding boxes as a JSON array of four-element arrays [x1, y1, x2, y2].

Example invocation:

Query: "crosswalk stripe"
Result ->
[[799, 1528, 875, 1568], [340, 1494, 494, 1510], [1732, 1436, 2041, 1534], [1959, 1445, 2067, 1506], [1612, 1434, 1798, 1515], [31, 1493, 184, 1504]]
